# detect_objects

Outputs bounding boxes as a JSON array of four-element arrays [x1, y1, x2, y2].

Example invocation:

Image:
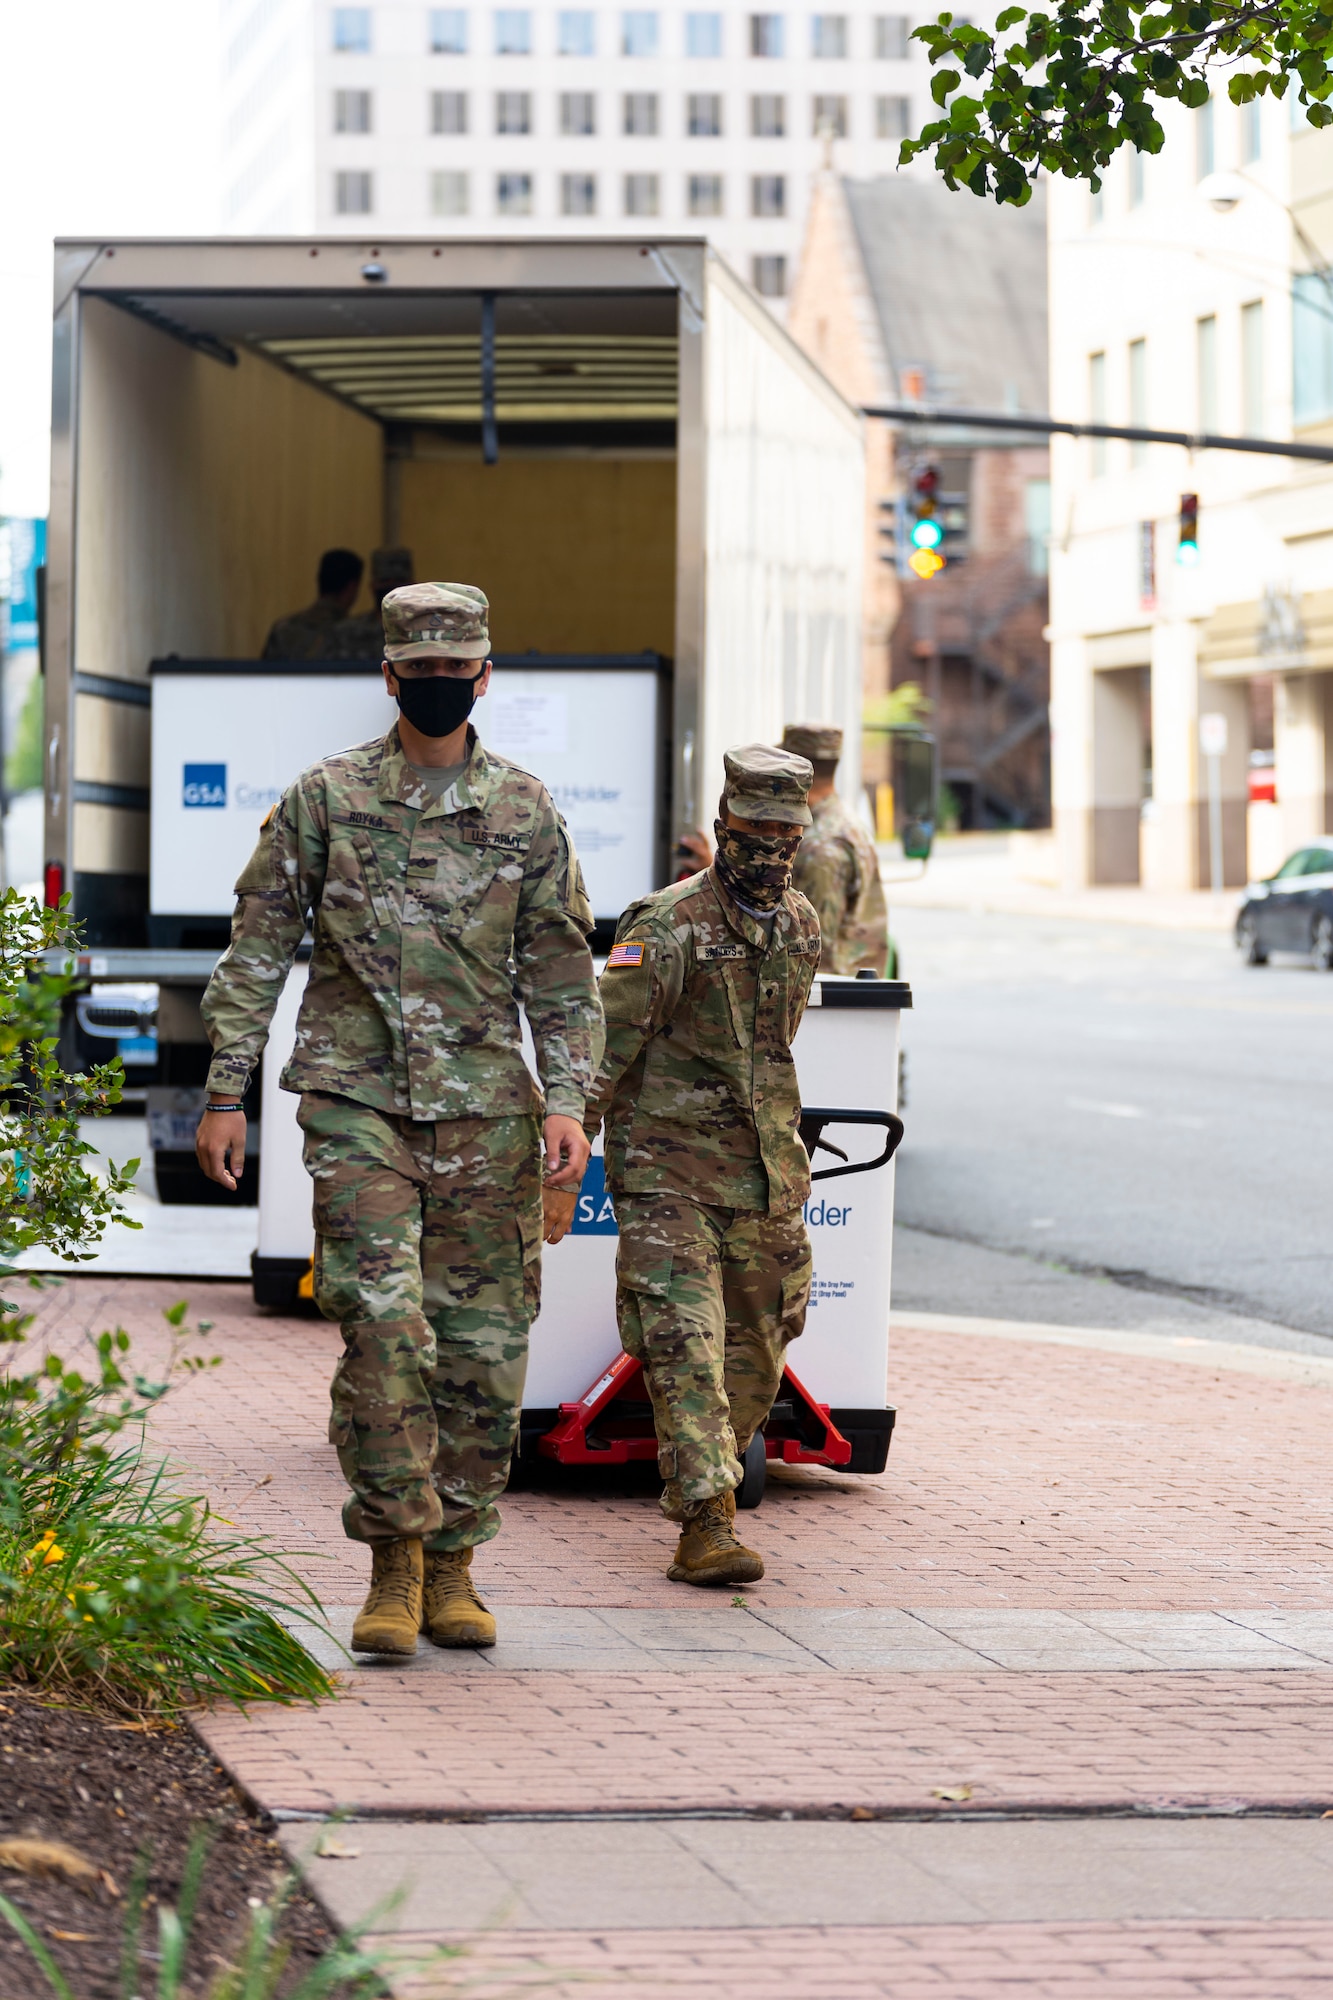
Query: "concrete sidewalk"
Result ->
[[885, 834, 1242, 933], [28, 1275, 1333, 1996]]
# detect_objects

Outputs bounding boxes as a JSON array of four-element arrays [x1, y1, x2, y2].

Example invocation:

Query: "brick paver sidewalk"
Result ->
[[22, 1274, 1333, 1996]]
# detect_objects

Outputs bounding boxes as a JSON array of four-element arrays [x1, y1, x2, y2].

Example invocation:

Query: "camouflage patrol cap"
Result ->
[[782, 722, 843, 765], [370, 545, 414, 587], [722, 742, 814, 827], [382, 582, 490, 661]]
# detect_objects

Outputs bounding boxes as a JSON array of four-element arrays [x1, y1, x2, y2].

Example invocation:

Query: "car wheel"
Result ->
[[1236, 913, 1268, 966], [1314, 914, 1333, 971]]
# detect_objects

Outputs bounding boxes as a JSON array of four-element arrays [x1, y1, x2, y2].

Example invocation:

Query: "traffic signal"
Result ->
[[908, 463, 945, 578], [1177, 491, 1200, 567]]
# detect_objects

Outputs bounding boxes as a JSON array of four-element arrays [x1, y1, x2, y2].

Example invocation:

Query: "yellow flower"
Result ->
[[25, 1529, 64, 1569]]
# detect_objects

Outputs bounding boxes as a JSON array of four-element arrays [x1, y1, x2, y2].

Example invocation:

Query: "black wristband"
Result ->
[[203, 1103, 244, 1114]]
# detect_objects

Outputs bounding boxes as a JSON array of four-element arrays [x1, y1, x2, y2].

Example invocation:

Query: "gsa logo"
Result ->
[[572, 1156, 618, 1234], [183, 763, 227, 809]]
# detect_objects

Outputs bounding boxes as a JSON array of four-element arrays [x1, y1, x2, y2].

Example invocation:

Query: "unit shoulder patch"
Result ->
[[607, 940, 647, 968]]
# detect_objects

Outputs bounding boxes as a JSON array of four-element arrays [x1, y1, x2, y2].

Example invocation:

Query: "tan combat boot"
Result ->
[[422, 1547, 497, 1648], [667, 1495, 764, 1587], [351, 1537, 424, 1656]]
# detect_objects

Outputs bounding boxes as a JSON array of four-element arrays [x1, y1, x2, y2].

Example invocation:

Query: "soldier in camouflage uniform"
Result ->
[[579, 745, 820, 1587], [260, 548, 365, 661], [329, 546, 415, 659], [781, 723, 889, 978], [198, 583, 602, 1656]]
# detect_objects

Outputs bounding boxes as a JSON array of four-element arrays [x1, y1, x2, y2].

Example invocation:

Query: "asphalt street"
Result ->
[[889, 904, 1333, 1350]]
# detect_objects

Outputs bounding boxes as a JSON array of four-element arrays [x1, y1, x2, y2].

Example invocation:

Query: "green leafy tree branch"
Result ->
[[901, 0, 1332, 203], [0, 890, 139, 1344]]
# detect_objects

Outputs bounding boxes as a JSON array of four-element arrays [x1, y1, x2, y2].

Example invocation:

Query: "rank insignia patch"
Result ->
[[607, 940, 646, 968]]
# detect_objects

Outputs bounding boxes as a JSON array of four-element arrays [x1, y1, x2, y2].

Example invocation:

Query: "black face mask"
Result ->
[[393, 667, 485, 739]]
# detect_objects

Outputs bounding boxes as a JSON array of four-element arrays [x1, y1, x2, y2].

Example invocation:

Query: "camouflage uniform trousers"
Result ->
[[613, 1192, 813, 1521], [297, 1092, 543, 1551]]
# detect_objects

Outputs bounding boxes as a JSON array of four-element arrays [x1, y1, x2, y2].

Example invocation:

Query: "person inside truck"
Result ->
[[260, 547, 365, 660], [197, 581, 602, 1661], [330, 546, 415, 658]]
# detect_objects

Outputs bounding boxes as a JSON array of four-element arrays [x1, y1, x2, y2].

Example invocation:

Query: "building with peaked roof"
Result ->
[[790, 170, 1053, 825]]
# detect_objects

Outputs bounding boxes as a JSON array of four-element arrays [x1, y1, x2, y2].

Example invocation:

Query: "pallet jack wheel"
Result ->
[[735, 1431, 767, 1510]]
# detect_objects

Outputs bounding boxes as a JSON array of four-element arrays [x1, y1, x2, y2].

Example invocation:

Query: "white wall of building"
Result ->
[[221, 0, 964, 302], [1049, 90, 1333, 889]]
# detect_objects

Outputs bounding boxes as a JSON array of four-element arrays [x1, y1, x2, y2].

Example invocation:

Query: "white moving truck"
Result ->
[[44, 234, 866, 1202]]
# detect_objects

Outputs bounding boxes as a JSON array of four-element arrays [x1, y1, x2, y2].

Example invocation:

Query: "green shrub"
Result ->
[[0, 1307, 336, 1715]]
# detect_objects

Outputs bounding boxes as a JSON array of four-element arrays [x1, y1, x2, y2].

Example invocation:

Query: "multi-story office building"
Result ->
[[1049, 95, 1333, 890], [221, 0, 948, 302]]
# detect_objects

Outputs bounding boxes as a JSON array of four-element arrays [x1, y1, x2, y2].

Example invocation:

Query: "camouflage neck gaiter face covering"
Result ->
[[713, 819, 802, 914]]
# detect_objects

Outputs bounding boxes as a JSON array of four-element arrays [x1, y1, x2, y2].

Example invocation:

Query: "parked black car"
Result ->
[[1236, 843, 1333, 967]]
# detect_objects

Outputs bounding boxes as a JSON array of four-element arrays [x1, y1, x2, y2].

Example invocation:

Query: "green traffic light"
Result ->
[[910, 517, 943, 550]]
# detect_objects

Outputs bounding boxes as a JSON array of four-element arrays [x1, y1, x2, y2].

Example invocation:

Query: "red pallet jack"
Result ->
[[537, 1352, 853, 1509]]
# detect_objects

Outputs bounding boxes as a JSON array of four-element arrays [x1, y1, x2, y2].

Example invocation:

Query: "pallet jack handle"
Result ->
[[798, 1107, 904, 1184]]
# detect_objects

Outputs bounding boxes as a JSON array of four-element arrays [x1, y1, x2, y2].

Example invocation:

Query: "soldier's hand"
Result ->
[[196, 1106, 247, 1191], [542, 1186, 578, 1244], [542, 1114, 591, 1189]]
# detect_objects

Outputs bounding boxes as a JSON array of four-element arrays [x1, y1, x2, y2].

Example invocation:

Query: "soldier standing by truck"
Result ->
[[561, 746, 820, 1587], [261, 548, 365, 660], [196, 583, 602, 1657], [781, 723, 889, 978]]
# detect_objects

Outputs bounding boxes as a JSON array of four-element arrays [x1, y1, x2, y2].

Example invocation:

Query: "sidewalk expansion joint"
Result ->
[[267, 1799, 1333, 1826]]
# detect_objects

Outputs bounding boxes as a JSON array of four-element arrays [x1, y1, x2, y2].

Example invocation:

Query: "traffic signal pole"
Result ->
[[863, 405, 1333, 465]]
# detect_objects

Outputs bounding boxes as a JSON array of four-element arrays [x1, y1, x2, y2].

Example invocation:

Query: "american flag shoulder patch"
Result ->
[[607, 940, 646, 968]]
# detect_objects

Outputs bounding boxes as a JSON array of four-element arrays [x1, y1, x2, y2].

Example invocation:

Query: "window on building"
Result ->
[[429, 8, 468, 51], [813, 94, 847, 136], [558, 8, 595, 52], [875, 94, 910, 138], [1196, 96, 1214, 179], [496, 89, 532, 132], [752, 254, 787, 296], [622, 9, 659, 54], [1293, 274, 1333, 423], [494, 9, 531, 52], [335, 169, 373, 212], [623, 91, 659, 133], [686, 10, 722, 55], [1128, 337, 1147, 467], [624, 172, 660, 215], [688, 171, 724, 214], [1128, 148, 1145, 207], [1242, 299, 1264, 434], [749, 13, 784, 55], [1025, 479, 1051, 577], [751, 173, 786, 216], [1241, 97, 1262, 163], [496, 170, 534, 212], [688, 92, 722, 135], [812, 13, 847, 56], [875, 14, 908, 57], [561, 90, 596, 132], [1196, 314, 1218, 430], [334, 88, 372, 132], [431, 168, 470, 213], [1089, 350, 1107, 475], [751, 93, 785, 136], [431, 89, 468, 132], [562, 171, 598, 213], [332, 7, 371, 51]]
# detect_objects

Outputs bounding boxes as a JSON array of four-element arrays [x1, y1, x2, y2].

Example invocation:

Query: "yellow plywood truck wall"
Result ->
[[397, 451, 676, 656], [75, 298, 383, 678]]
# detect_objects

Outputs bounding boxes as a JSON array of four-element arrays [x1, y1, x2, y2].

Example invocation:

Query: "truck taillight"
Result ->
[[43, 861, 65, 909]]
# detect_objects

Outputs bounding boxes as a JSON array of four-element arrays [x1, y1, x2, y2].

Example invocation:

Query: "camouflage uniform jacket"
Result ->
[[260, 599, 348, 662], [584, 869, 820, 1214], [794, 793, 889, 978], [326, 610, 387, 660], [201, 725, 604, 1122]]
